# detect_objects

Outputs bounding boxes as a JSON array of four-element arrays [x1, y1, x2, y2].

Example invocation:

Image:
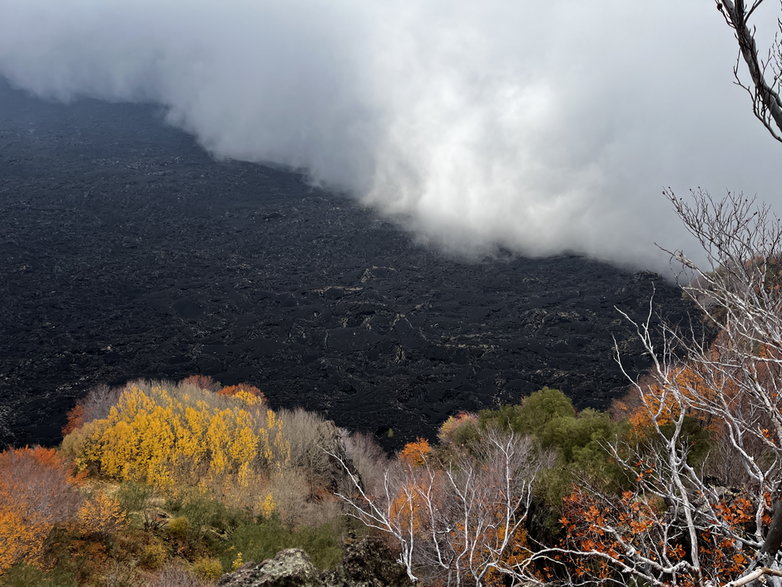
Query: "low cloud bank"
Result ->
[[1, 0, 779, 270]]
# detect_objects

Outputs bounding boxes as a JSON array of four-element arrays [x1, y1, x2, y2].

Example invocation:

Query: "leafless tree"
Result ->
[[329, 6, 782, 584], [331, 431, 551, 585], [650, 190, 782, 585], [78, 383, 122, 424], [549, 4, 782, 577], [550, 191, 782, 586]]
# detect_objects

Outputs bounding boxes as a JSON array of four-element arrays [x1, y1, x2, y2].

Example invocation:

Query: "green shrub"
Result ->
[[539, 408, 614, 462], [295, 524, 343, 569], [140, 540, 168, 570], [116, 481, 153, 513], [173, 493, 247, 537], [224, 518, 342, 570], [165, 516, 191, 539], [478, 387, 576, 437], [517, 387, 576, 435], [657, 416, 711, 467], [191, 557, 224, 581], [438, 412, 481, 448], [478, 404, 525, 434], [1, 563, 78, 587]]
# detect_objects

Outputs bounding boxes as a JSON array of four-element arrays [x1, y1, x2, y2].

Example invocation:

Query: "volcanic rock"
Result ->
[[0, 79, 695, 449]]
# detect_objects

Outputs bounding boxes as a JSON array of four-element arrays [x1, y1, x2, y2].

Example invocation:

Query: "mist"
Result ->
[[1, 0, 780, 270]]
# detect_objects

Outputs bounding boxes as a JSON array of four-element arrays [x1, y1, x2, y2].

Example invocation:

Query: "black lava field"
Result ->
[[0, 79, 692, 449]]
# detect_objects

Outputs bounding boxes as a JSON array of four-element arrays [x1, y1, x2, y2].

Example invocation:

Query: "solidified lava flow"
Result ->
[[0, 79, 693, 449]]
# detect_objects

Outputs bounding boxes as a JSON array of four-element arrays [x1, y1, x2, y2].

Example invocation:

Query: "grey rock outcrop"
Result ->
[[217, 549, 323, 587], [330, 536, 413, 586], [216, 537, 414, 587]]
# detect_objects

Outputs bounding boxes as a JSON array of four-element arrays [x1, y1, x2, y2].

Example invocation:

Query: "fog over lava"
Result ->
[[1, 0, 780, 269]]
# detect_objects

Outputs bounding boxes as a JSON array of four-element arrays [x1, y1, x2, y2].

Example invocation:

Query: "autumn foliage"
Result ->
[[568, 316, 782, 585], [437, 411, 479, 446], [0, 447, 83, 572], [560, 484, 763, 585], [61, 381, 290, 489], [180, 374, 222, 392], [218, 383, 266, 405], [61, 403, 86, 436], [398, 438, 432, 466], [0, 378, 350, 582], [76, 493, 126, 538]]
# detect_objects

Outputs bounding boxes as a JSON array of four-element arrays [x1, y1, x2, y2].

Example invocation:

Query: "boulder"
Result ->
[[216, 538, 414, 587], [217, 549, 323, 587]]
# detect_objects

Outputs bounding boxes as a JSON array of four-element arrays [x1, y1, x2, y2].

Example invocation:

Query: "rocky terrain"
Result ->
[[0, 78, 693, 449], [216, 539, 413, 586]]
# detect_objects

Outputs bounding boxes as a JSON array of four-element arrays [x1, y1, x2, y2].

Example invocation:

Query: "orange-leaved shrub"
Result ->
[[0, 447, 83, 572], [218, 383, 266, 406], [398, 438, 432, 467]]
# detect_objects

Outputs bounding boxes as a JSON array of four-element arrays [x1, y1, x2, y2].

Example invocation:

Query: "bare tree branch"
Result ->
[[330, 431, 551, 585], [717, 0, 782, 142]]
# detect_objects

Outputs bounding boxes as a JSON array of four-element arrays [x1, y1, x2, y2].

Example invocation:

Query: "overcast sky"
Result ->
[[0, 0, 780, 271]]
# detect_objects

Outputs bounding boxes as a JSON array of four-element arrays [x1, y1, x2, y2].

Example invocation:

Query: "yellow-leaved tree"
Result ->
[[62, 381, 290, 490]]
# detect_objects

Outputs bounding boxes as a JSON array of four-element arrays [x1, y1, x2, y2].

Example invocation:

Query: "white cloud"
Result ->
[[1, 0, 779, 270]]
